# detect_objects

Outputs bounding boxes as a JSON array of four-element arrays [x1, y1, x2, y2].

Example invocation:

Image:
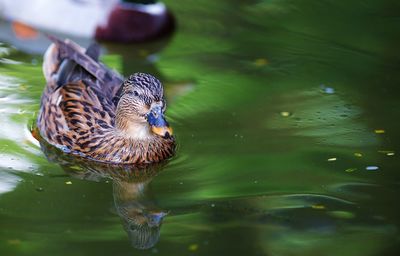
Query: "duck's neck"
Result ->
[[113, 180, 147, 204], [115, 111, 153, 140], [118, 120, 153, 140], [112, 109, 175, 164]]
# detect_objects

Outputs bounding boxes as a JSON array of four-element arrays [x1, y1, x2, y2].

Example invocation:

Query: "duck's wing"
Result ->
[[43, 36, 124, 100], [58, 80, 115, 130], [39, 37, 121, 148], [38, 79, 116, 150]]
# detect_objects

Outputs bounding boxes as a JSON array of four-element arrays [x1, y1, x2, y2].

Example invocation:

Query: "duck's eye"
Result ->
[[133, 91, 139, 96]]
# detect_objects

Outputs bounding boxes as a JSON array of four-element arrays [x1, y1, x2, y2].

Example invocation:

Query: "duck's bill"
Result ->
[[145, 211, 169, 227], [147, 106, 173, 138], [151, 125, 173, 138]]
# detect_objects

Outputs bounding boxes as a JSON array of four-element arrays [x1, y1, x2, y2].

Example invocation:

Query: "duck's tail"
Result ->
[[42, 35, 123, 92], [42, 40, 62, 84]]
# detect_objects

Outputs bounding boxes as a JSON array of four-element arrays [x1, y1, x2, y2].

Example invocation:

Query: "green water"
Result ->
[[1, 0, 400, 255]]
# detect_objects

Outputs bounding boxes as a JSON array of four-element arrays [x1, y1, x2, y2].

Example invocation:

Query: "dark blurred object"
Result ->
[[95, 0, 175, 42], [0, 0, 175, 43]]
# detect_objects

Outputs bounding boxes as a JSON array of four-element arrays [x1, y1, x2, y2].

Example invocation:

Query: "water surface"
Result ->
[[0, 0, 400, 255]]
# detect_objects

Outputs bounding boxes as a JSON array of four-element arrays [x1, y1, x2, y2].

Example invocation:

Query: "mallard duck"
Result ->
[[37, 37, 175, 164]]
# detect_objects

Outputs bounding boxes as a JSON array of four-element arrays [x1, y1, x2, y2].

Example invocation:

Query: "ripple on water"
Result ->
[[266, 87, 378, 147], [199, 192, 397, 255]]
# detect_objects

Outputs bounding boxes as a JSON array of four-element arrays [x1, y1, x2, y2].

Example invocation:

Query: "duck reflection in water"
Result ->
[[112, 172, 168, 249], [36, 137, 168, 249]]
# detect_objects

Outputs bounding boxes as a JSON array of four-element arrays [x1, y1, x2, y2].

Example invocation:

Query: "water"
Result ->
[[1, 0, 400, 255]]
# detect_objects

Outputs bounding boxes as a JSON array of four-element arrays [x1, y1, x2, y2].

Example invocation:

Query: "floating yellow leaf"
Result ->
[[345, 168, 357, 173], [7, 239, 21, 245], [312, 204, 325, 210], [327, 158, 337, 161], [354, 152, 362, 157], [188, 244, 199, 251], [254, 58, 268, 66], [280, 111, 291, 117], [65, 181, 72, 185], [19, 84, 28, 91], [374, 129, 385, 134]]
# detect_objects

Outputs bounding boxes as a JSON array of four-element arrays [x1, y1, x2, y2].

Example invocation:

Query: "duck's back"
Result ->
[[38, 38, 123, 153]]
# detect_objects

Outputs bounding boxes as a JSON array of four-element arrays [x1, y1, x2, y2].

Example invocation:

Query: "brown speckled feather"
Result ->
[[37, 38, 175, 164]]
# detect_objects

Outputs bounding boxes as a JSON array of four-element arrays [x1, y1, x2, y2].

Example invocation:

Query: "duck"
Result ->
[[37, 36, 176, 164], [0, 0, 175, 43]]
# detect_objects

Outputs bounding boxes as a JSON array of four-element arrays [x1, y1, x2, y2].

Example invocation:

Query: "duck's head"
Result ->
[[123, 210, 167, 249], [115, 73, 173, 140]]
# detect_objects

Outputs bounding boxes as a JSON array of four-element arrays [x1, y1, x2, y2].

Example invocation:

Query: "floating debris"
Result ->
[[7, 239, 21, 245], [327, 157, 337, 162], [378, 150, 395, 156], [65, 181, 72, 185], [35, 187, 44, 192], [345, 168, 357, 173], [320, 84, 335, 94], [311, 204, 325, 210], [366, 166, 379, 171], [254, 58, 268, 67], [188, 244, 199, 251], [211, 203, 215, 208], [19, 84, 28, 91], [354, 152, 363, 157], [374, 129, 385, 134], [280, 111, 291, 117]]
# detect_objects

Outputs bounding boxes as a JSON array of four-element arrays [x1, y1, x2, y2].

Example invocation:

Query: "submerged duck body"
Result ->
[[37, 37, 175, 164]]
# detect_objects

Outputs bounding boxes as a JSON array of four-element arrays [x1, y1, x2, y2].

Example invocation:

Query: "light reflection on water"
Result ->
[[0, 171, 21, 194]]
